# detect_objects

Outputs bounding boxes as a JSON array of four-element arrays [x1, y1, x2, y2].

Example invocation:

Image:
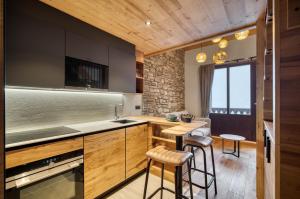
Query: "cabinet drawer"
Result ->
[[6, 137, 83, 169]]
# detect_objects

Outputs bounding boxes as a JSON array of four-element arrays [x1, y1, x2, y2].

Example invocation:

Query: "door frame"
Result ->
[[209, 60, 257, 141], [0, 0, 4, 198]]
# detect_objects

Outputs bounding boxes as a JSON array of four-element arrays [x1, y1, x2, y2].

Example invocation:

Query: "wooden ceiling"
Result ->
[[40, 0, 265, 55]]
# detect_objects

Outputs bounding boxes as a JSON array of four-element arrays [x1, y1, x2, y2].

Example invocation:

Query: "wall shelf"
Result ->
[[136, 61, 144, 93], [151, 136, 176, 144]]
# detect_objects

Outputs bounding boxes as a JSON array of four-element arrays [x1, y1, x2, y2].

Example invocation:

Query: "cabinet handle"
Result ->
[[266, 137, 271, 163], [264, 130, 266, 147]]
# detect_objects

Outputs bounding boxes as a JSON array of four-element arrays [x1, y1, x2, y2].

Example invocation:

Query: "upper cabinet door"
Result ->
[[109, 47, 136, 93], [66, 31, 109, 66], [6, 14, 65, 88]]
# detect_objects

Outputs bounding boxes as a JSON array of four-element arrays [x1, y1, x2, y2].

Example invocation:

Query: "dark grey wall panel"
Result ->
[[109, 47, 136, 93]]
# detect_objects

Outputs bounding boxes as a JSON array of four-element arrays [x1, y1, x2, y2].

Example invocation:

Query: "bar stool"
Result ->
[[143, 146, 194, 199], [183, 135, 217, 199]]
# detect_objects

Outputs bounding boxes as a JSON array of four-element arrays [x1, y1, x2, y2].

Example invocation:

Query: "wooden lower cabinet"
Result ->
[[126, 124, 148, 178], [84, 129, 126, 199], [264, 143, 275, 199], [264, 122, 275, 199]]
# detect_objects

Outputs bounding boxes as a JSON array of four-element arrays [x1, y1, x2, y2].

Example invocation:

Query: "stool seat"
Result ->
[[185, 135, 213, 147], [146, 146, 192, 166]]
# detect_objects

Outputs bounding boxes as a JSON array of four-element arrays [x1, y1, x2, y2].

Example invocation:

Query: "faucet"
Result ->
[[114, 104, 123, 120]]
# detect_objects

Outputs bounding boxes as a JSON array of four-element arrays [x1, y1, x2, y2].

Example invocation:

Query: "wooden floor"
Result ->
[[108, 140, 256, 199]]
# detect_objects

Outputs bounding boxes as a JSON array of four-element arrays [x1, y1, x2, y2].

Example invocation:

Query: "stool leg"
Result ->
[[210, 145, 217, 195], [201, 147, 208, 199], [174, 167, 178, 199], [143, 159, 152, 199], [160, 164, 164, 199], [191, 147, 197, 169], [187, 161, 193, 199]]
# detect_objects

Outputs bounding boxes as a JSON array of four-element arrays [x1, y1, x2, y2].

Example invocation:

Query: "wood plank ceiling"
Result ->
[[40, 0, 265, 55]]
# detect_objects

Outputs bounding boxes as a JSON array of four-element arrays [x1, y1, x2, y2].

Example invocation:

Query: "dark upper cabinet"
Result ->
[[6, 0, 136, 92], [6, 12, 65, 88], [66, 32, 109, 66], [109, 47, 136, 93]]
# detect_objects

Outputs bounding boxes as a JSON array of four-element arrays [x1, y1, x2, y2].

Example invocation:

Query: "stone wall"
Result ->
[[143, 49, 185, 116]]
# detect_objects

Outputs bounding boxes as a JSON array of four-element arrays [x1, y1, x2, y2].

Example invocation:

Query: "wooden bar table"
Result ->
[[162, 121, 206, 198]]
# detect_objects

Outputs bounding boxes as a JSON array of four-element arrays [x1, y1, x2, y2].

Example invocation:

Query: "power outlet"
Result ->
[[135, 105, 141, 110]]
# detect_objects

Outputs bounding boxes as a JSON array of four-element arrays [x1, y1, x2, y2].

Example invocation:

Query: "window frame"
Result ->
[[210, 61, 255, 116]]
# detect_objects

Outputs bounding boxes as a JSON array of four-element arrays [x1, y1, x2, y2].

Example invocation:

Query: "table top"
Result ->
[[220, 134, 246, 141], [130, 116, 207, 136]]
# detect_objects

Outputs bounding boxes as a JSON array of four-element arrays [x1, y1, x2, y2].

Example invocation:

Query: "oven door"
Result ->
[[6, 158, 83, 199]]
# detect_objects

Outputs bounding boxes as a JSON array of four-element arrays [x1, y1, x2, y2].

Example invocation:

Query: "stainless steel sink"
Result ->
[[111, 119, 136, 124]]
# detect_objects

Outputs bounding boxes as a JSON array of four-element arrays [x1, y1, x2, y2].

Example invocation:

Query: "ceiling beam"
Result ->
[[145, 23, 256, 57]]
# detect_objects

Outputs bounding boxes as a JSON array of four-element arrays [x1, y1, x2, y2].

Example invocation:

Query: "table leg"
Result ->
[[222, 138, 224, 153], [238, 141, 240, 158], [234, 141, 236, 153], [222, 139, 241, 158], [175, 136, 183, 199]]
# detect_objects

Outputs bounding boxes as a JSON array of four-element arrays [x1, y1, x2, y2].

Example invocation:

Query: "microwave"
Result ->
[[65, 56, 109, 89]]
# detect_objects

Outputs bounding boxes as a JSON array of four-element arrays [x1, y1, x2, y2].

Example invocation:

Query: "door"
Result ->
[[84, 129, 125, 199], [209, 62, 256, 141], [126, 124, 147, 178], [0, 0, 4, 198]]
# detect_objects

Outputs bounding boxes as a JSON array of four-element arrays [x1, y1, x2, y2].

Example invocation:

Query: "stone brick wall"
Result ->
[[143, 49, 185, 116]]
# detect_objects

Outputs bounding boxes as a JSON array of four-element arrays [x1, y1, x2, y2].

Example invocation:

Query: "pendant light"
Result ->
[[218, 39, 228, 48], [213, 50, 228, 64], [235, 30, 250, 40], [196, 44, 207, 63], [212, 37, 222, 43]]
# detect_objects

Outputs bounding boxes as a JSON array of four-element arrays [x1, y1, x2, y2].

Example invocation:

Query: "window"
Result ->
[[210, 64, 251, 115], [211, 68, 227, 114]]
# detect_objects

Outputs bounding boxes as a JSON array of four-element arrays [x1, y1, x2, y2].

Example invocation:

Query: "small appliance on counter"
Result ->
[[165, 114, 179, 122], [180, 114, 195, 123]]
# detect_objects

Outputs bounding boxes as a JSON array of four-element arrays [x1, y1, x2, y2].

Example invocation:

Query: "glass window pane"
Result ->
[[229, 65, 251, 115], [211, 68, 227, 114]]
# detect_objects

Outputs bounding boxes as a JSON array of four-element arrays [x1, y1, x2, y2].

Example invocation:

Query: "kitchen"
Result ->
[[1, 0, 300, 199]]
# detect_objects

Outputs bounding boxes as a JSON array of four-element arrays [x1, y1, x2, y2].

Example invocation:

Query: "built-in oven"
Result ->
[[5, 150, 84, 199]]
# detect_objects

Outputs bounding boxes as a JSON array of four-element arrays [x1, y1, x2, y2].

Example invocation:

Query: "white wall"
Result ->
[[184, 35, 256, 117], [123, 93, 143, 116]]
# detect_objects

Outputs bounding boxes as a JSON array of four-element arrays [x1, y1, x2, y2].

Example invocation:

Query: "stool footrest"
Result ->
[[147, 187, 189, 199], [183, 179, 215, 190], [183, 168, 216, 189]]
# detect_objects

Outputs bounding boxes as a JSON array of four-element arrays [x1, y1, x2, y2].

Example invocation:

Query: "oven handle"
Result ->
[[6, 158, 83, 190]]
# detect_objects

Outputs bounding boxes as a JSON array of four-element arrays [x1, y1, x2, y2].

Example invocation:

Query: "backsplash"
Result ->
[[5, 88, 142, 133]]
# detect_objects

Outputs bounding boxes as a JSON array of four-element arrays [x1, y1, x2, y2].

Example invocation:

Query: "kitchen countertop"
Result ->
[[6, 116, 206, 149], [5, 118, 148, 149]]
